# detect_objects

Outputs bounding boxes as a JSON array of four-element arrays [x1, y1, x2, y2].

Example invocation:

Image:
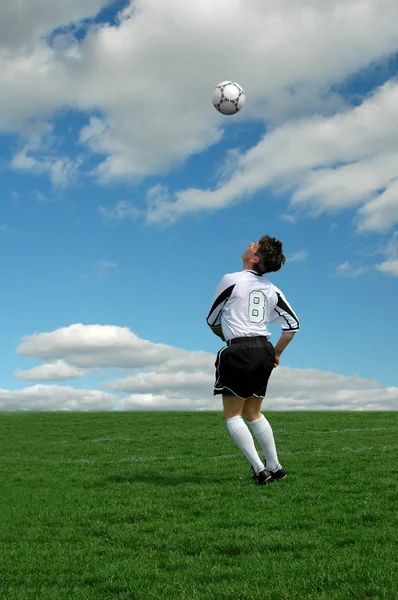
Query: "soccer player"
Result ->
[[206, 235, 300, 485]]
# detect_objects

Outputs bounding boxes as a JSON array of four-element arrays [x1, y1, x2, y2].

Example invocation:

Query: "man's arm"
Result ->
[[210, 325, 225, 341], [206, 274, 236, 342], [269, 287, 300, 366], [274, 331, 296, 366]]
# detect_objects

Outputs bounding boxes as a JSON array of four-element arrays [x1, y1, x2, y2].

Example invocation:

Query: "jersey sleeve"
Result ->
[[269, 287, 300, 332], [206, 273, 237, 327]]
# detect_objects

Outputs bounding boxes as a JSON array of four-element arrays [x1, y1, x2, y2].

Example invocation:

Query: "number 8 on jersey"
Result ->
[[249, 291, 266, 323]]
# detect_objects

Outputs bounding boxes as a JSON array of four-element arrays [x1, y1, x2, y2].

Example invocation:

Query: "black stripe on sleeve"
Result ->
[[276, 293, 300, 330], [274, 308, 299, 331], [274, 308, 291, 329], [206, 284, 235, 325]]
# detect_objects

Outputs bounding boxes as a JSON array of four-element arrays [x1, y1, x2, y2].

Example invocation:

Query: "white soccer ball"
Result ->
[[212, 81, 245, 116]]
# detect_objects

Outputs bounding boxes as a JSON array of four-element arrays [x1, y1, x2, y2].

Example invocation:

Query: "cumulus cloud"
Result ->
[[0, 385, 116, 411], [267, 368, 398, 411], [119, 393, 215, 412], [110, 366, 398, 412], [10, 126, 81, 187], [1, 0, 398, 240], [146, 80, 398, 233], [8, 323, 396, 411], [2, 0, 398, 196], [16, 323, 212, 369], [14, 359, 85, 382], [356, 178, 398, 233], [102, 370, 214, 396], [375, 259, 398, 276], [0, 0, 111, 51], [11, 149, 81, 187]]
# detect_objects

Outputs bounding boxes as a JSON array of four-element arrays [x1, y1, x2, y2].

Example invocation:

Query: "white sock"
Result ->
[[248, 415, 279, 472], [226, 416, 264, 474]]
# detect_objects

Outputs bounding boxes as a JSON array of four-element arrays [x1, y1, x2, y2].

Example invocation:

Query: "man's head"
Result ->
[[242, 235, 286, 274]]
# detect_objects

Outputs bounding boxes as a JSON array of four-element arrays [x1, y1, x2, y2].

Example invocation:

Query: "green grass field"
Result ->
[[0, 411, 397, 600]]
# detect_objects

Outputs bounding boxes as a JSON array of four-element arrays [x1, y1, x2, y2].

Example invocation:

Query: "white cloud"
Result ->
[[146, 80, 398, 231], [356, 178, 398, 233], [375, 259, 398, 276], [384, 230, 398, 259], [11, 152, 80, 187], [99, 201, 141, 223], [16, 323, 210, 369], [35, 190, 55, 202], [337, 261, 370, 278], [1, 0, 398, 194], [10, 128, 81, 187], [111, 366, 398, 411], [289, 250, 308, 262], [102, 370, 214, 396], [267, 367, 398, 411], [14, 359, 85, 381], [0, 385, 116, 411], [119, 392, 216, 411], [281, 213, 298, 224], [7, 323, 397, 411], [0, 0, 111, 51], [374, 232, 398, 276], [347, 231, 398, 277]]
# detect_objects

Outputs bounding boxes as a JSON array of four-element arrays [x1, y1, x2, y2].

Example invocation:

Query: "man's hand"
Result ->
[[274, 354, 280, 368]]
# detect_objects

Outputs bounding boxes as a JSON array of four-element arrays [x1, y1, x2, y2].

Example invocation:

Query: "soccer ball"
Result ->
[[212, 81, 245, 115]]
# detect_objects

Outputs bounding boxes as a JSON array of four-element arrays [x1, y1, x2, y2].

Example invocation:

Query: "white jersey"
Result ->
[[206, 269, 300, 342]]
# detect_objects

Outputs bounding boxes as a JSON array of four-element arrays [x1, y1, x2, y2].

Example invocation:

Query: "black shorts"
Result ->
[[213, 336, 275, 400]]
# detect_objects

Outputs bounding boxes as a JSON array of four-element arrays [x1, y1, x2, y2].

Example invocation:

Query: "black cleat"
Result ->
[[268, 464, 287, 481], [253, 468, 272, 486], [251, 462, 287, 482]]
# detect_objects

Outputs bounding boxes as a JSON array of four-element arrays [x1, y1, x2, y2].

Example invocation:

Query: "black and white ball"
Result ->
[[212, 81, 245, 115]]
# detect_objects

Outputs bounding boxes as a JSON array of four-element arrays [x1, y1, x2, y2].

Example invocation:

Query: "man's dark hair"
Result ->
[[253, 235, 286, 275]]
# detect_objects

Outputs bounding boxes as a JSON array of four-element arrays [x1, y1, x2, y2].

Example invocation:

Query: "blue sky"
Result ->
[[0, 0, 397, 410]]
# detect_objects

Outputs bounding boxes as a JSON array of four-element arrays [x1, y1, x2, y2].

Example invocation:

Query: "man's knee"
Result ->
[[242, 410, 262, 422], [222, 394, 244, 419], [242, 397, 263, 422]]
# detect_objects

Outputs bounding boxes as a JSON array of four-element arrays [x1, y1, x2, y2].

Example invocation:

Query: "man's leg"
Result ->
[[222, 394, 265, 475], [242, 396, 280, 472]]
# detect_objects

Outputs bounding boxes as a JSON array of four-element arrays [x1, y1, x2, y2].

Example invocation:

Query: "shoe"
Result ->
[[253, 468, 272, 486], [251, 462, 287, 482]]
